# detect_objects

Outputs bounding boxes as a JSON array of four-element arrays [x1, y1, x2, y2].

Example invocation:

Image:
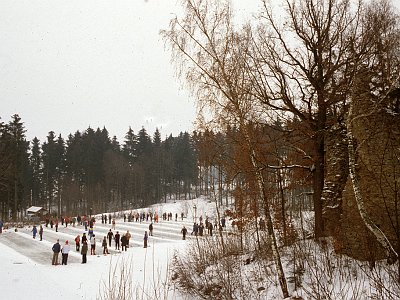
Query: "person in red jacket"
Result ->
[[75, 235, 80, 251]]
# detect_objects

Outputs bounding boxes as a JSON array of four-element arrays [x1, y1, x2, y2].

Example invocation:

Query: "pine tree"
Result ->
[[8, 114, 30, 220]]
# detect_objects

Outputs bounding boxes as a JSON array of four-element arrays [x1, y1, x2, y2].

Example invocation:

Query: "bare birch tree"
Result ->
[[162, 0, 290, 297]]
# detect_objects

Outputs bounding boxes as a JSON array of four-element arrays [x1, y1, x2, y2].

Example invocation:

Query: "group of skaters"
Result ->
[[43, 214, 96, 233], [102, 210, 186, 224], [51, 226, 152, 265], [186, 216, 226, 239], [178, 216, 227, 240], [32, 209, 229, 266]]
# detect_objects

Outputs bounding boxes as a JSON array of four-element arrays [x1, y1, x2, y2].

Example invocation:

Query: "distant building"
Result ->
[[26, 206, 48, 218]]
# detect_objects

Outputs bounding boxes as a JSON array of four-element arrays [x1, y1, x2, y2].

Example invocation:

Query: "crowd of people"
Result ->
[[49, 211, 175, 265], [0, 208, 233, 266]]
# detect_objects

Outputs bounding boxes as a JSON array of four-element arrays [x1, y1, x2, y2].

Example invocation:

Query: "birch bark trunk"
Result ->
[[346, 104, 398, 263]]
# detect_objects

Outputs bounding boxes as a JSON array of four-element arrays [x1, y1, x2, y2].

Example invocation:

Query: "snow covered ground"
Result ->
[[0, 197, 216, 300], [2, 197, 399, 300]]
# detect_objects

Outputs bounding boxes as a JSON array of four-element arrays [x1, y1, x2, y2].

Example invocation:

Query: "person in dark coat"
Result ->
[[114, 231, 120, 250], [107, 229, 114, 247], [102, 236, 109, 255], [52, 239, 61, 265], [39, 225, 43, 241], [181, 226, 188, 240], [121, 234, 128, 251], [143, 231, 149, 248], [149, 223, 153, 236], [81, 241, 88, 263], [81, 232, 87, 244]]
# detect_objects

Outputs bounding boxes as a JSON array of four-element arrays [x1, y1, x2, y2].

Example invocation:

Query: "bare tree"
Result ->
[[162, 0, 290, 296], [247, 0, 371, 238]]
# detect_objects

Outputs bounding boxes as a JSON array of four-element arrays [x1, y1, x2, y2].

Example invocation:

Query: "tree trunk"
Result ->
[[250, 150, 289, 298], [347, 104, 398, 264], [313, 137, 325, 239]]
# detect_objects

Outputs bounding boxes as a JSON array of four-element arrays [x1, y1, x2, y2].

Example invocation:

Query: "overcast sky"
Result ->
[[0, 0, 259, 142], [1, 0, 398, 143]]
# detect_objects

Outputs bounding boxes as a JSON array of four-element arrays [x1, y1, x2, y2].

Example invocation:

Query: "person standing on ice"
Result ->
[[143, 231, 149, 248], [81, 241, 88, 264], [102, 236, 109, 255], [55, 219, 58, 232], [61, 240, 71, 265], [75, 235, 80, 251], [125, 230, 131, 248], [121, 234, 128, 251], [39, 225, 43, 241], [90, 234, 96, 255], [112, 218, 116, 230], [81, 232, 87, 245], [181, 226, 188, 240], [52, 239, 61, 265], [32, 225, 37, 239], [107, 229, 114, 247], [114, 231, 121, 250], [149, 223, 154, 236], [88, 227, 94, 239]]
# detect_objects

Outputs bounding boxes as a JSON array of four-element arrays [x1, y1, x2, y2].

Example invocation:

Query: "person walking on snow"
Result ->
[[121, 234, 128, 251], [102, 236, 109, 255], [81, 241, 88, 264], [61, 240, 71, 265], [75, 235, 81, 251], [88, 227, 94, 239], [114, 231, 120, 250], [107, 229, 114, 247], [81, 232, 87, 245], [32, 225, 37, 239], [52, 239, 61, 265], [181, 225, 188, 240], [143, 231, 149, 248], [125, 230, 131, 248], [0, 219, 4, 234], [90, 234, 96, 255], [149, 223, 153, 236], [39, 225, 43, 241]]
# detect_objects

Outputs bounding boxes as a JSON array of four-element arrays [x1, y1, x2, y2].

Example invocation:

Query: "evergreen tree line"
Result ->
[[0, 114, 198, 220]]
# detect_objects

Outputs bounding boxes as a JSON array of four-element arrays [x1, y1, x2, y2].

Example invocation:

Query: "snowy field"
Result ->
[[0, 197, 216, 300], [2, 197, 399, 300]]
